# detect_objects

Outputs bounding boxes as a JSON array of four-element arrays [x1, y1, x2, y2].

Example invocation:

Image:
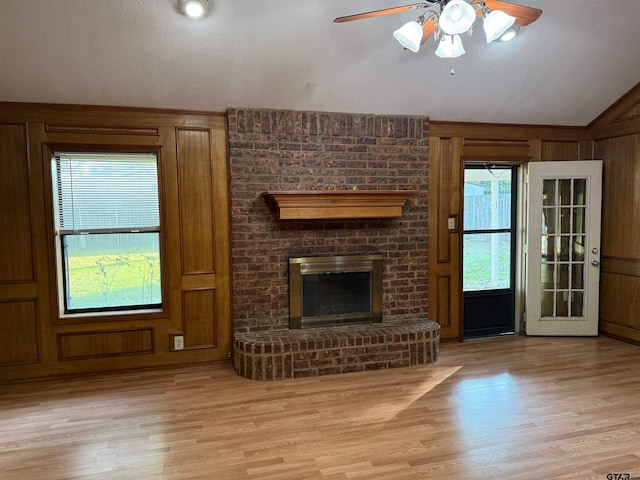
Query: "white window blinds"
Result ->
[[53, 153, 160, 232]]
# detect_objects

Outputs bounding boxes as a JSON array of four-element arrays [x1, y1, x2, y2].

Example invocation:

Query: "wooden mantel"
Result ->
[[262, 190, 417, 220]]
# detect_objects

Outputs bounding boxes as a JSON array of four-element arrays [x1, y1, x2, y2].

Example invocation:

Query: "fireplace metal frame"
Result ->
[[289, 254, 383, 329]]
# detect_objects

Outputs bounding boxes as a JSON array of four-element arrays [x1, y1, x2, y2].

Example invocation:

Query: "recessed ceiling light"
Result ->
[[180, 0, 209, 19]]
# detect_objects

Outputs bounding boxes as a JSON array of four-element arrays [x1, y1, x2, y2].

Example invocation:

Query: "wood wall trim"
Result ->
[[428, 135, 462, 340], [0, 123, 35, 284], [600, 321, 640, 345], [599, 272, 640, 342], [588, 82, 640, 131], [601, 257, 640, 277], [462, 146, 531, 159], [589, 119, 640, 140], [587, 82, 640, 139], [45, 124, 160, 136], [0, 298, 40, 365], [541, 140, 580, 161], [435, 138, 451, 263], [176, 128, 216, 274], [181, 289, 217, 350], [590, 96, 640, 345], [0, 102, 226, 130], [430, 121, 588, 140], [57, 328, 155, 361], [463, 138, 530, 147], [0, 283, 38, 300], [435, 275, 451, 328], [1, 101, 226, 119]]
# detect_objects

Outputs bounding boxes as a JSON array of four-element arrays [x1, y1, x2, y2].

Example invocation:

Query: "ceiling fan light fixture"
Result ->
[[499, 26, 518, 42], [439, 0, 476, 35], [180, 0, 209, 19], [393, 17, 425, 52], [435, 34, 465, 58], [483, 9, 516, 43], [333, 0, 543, 61]]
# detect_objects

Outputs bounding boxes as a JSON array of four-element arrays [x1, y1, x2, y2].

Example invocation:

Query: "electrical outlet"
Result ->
[[173, 335, 184, 350], [447, 217, 456, 230]]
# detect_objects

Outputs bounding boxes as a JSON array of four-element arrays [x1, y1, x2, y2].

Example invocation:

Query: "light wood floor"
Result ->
[[2, 335, 640, 480]]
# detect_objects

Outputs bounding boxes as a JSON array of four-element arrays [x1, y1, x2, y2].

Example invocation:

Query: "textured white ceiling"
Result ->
[[1, 0, 639, 126]]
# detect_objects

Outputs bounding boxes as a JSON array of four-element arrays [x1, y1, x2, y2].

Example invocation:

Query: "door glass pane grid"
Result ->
[[540, 178, 586, 318]]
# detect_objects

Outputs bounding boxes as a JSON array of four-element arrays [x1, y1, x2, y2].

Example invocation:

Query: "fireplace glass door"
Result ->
[[289, 254, 382, 329]]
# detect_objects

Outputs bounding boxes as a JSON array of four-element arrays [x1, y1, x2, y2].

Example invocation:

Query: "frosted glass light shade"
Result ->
[[499, 27, 518, 42], [435, 34, 465, 58], [393, 20, 424, 52], [439, 0, 476, 35], [483, 10, 516, 43]]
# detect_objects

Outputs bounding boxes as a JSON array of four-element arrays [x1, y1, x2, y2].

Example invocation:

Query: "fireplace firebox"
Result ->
[[289, 254, 383, 329]]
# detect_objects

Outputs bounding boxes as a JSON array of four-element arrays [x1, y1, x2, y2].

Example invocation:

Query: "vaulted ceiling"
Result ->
[[1, 0, 639, 126]]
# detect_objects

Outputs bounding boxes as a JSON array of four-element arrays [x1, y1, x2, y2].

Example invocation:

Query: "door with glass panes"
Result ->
[[526, 161, 602, 336]]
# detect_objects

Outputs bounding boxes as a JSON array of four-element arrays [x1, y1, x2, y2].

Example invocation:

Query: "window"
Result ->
[[52, 153, 162, 314], [463, 166, 515, 291]]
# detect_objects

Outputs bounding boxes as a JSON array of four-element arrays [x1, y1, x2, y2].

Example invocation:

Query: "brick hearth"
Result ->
[[234, 318, 440, 381]]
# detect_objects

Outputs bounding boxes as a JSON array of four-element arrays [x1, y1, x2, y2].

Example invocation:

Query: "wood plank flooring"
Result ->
[[2, 335, 640, 479]]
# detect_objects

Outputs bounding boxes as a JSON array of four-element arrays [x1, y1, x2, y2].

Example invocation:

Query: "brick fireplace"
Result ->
[[227, 108, 439, 379]]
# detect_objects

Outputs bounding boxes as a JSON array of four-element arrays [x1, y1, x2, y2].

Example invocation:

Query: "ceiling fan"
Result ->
[[334, 0, 543, 58]]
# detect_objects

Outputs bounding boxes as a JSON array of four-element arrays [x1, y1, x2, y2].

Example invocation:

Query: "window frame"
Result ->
[[46, 145, 169, 324]]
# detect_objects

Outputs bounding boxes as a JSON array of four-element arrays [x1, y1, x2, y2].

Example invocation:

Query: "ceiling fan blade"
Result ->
[[420, 17, 438, 45], [483, 0, 543, 26], [333, 3, 432, 23]]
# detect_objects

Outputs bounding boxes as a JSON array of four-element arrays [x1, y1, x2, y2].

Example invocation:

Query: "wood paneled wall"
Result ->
[[3, 82, 638, 378], [0, 103, 232, 380], [429, 81, 640, 344], [428, 122, 592, 340], [589, 83, 640, 344]]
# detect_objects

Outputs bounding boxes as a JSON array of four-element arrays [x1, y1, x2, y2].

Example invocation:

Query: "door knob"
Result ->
[[591, 260, 600, 267], [591, 248, 599, 254]]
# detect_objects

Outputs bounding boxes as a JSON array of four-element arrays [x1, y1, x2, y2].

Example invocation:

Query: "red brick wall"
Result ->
[[227, 108, 429, 333]]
